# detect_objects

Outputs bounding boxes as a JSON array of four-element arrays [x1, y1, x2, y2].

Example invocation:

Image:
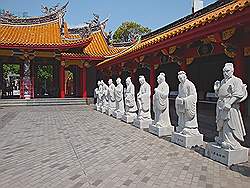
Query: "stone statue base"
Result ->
[[106, 108, 114, 116], [121, 113, 137, 123], [149, 124, 174, 137], [133, 118, 152, 129], [205, 142, 248, 166], [112, 111, 123, 119], [171, 132, 203, 148]]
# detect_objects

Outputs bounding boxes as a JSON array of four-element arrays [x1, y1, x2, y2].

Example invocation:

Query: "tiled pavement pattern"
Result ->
[[0, 105, 249, 188]]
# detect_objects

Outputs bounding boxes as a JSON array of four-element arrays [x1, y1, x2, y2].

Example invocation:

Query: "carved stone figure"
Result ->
[[94, 81, 102, 111], [101, 80, 109, 113], [175, 71, 200, 135], [121, 77, 137, 123], [133, 75, 152, 129], [106, 79, 116, 115], [149, 73, 173, 136], [205, 63, 248, 166], [171, 71, 203, 148], [112, 78, 124, 119], [213, 63, 248, 150]]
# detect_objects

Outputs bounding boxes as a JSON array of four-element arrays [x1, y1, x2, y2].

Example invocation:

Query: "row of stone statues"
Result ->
[[94, 63, 248, 166]]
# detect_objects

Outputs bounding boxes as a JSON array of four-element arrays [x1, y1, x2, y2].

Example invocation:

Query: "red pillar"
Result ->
[[234, 47, 245, 81], [20, 63, 24, 99], [59, 63, 65, 98], [81, 66, 87, 98], [150, 64, 155, 96]]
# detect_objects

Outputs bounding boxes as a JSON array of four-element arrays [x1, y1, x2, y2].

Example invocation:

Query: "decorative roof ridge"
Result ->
[[141, 0, 235, 40], [0, 2, 68, 25], [0, 19, 60, 27]]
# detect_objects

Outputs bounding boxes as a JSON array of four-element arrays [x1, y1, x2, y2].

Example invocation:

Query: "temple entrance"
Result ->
[[1, 63, 21, 99], [65, 65, 81, 97], [34, 64, 55, 98]]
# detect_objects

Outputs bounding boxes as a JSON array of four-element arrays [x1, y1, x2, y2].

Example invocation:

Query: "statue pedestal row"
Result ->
[[121, 114, 137, 124], [205, 142, 248, 166], [171, 132, 203, 148], [133, 119, 152, 129], [149, 124, 174, 137]]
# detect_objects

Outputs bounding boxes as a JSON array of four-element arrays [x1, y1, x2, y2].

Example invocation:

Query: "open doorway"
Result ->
[[2, 63, 20, 99], [35, 65, 54, 98]]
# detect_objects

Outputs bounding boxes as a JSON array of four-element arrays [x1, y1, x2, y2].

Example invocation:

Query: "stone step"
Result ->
[[0, 98, 92, 107]]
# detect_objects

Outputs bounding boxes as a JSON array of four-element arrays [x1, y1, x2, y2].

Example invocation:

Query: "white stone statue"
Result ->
[[149, 73, 173, 136], [121, 77, 137, 123], [214, 63, 248, 150], [171, 71, 203, 148], [107, 79, 116, 115], [205, 63, 248, 166], [175, 71, 200, 135], [101, 80, 109, 113], [112, 77, 125, 119], [133, 75, 152, 129], [94, 81, 102, 111]]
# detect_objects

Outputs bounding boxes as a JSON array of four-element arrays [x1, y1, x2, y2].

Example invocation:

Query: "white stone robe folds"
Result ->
[[175, 79, 199, 135], [124, 83, 137, 114], [137, 82, 151, 119], [108, 83, 116, 110], [115, 83, 125, 113], [216, 76, 247, 149], [153, 81, 171, 127]]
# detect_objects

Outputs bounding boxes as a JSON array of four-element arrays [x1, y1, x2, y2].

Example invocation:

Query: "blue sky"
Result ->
[[1, 0, 216, 32]]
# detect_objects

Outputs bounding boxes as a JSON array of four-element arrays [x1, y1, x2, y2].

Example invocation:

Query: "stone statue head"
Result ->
[[108, 79, 113, 85], [97, 81, 101, 86], [126, 77, 131, 86], [157, 72, 165, 84], [116, 77, 121, 84], [223, 63, 234, 79], [178, 71, 187, 84], [139, 75, 145, 85], [100, 80, 104, 86]]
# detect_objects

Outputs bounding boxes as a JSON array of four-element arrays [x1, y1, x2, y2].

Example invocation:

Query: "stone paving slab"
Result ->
[[0, 105, 249, 188]]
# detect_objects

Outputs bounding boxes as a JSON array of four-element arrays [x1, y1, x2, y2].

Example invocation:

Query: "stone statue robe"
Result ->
[[216, 75, 247, 149], [98, 84, 104, 106], [124, 83, 137, 114], [115, 83, 125, 113], [153, 81, 171, 127], [102, 83, 109, 108], [94, 87, 100, 107], [175, 79, 199, 135], [137, 82, 151, 119], [108, 83, 116, 109]]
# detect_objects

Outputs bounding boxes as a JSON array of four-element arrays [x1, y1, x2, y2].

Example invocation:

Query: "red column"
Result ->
[[59, 63, 65, 98], [81, 66, 87, 98], [20, 63, 24, 99], [31, 63, 35, 99], [234, 47, 245, 81], [150, 64, 155, 96]]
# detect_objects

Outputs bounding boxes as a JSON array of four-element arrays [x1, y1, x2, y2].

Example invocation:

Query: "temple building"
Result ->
[[0, 0, 249, 114], [0, 2, 127, 99]]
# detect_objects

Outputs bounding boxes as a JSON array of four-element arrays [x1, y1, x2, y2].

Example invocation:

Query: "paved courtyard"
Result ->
[[0, 105, 249, 188]]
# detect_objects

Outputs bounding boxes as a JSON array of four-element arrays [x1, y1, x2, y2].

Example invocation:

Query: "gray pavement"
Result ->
[[0, 105, 249, 188]]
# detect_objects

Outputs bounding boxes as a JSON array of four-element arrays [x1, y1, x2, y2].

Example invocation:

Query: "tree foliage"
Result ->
[[113, 21, 151, 43], [3, 64, 19, 78], [37, 65, 53, 81]]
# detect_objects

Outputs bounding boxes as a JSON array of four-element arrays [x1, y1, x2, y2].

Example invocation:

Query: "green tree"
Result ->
[[37, 65, 53, 81], [3, 64, 19, 78], [113, 21, 151, 43]]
